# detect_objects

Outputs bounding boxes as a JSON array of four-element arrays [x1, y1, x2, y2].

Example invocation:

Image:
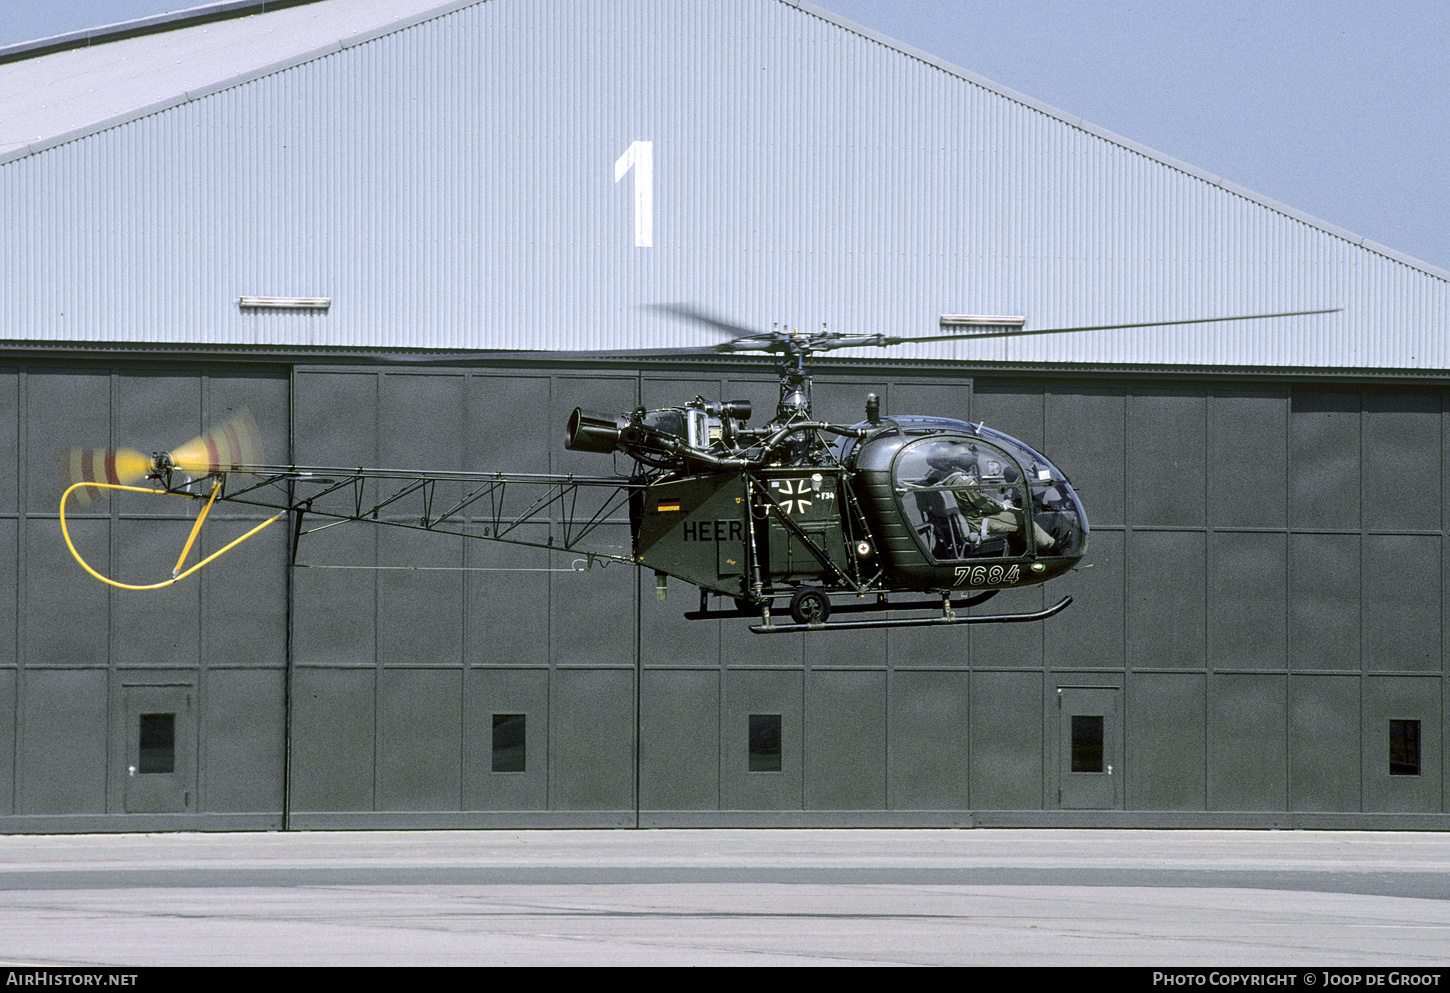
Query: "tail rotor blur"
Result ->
[[167, 409, 264, 474], [64, 448, 154, 506], [64, 409, 264, 507]]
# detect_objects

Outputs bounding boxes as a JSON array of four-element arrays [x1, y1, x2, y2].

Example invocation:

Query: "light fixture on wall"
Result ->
[[939, 314, 1025, 328], [239, 296, 331, 310]]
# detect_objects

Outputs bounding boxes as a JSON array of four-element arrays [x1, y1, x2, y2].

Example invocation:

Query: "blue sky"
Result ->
[[4, 0, 1447, 272]]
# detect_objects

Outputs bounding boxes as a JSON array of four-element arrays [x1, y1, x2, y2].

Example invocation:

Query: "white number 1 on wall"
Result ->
[[615, 141, 653, 248]]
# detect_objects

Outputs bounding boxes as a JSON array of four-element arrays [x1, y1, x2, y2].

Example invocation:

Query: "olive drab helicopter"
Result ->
[[59, 305, 1335, 633]]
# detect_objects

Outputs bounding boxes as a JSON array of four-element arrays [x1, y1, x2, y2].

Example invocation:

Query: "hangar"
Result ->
[[1, 0, 1447, 831]]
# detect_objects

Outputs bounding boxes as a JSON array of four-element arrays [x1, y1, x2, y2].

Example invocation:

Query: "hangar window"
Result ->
[[1389, 720, 1420, 776], [138, 713, 175, 774], [1071, 715, 1104, 773], [492, 714, 526, 773], [749, 714, 782, 772]]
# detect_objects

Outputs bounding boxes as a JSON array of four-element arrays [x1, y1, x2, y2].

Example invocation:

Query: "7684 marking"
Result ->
[[954, 563, 1021, 587]]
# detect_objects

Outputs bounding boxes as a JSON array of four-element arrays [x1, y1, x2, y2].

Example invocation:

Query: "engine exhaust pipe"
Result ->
[[565, 408, 624, 453]]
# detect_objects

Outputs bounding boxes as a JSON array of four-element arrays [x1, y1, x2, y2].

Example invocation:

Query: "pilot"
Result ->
[[913, 443, 1058, 554], [940, 463, 1019, 554], [913, 441, 982, 485], [904, 442, 974, 557]]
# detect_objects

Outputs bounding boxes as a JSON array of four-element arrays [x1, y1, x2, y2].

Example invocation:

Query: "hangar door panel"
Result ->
[[1057, 687, 1120, 810], [122, 684, 194, 814]]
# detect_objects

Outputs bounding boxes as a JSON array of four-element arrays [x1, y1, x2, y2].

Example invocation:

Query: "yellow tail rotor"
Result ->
[[167, 409, 264, 474], [63, 409, 264, 507], [64, 447, 154, 507], [60, 408, 278, 589]]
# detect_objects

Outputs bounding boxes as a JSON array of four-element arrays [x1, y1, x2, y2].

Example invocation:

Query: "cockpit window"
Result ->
[[977, 426, 1068, 485], [895, 439, 1027, 560], [894, 437, 1083, 561]]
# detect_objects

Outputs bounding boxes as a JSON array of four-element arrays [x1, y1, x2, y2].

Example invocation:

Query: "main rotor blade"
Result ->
[[885, 308, 1340, 344], [346, 345, 724, 365], [644, 303, 763, 339]]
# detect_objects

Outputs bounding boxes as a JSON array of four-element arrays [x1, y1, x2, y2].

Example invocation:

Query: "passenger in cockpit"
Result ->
[[973, 464, 1057, 554]]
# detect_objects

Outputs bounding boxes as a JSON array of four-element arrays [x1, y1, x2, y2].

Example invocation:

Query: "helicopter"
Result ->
[[59, 305, 1335, 633]]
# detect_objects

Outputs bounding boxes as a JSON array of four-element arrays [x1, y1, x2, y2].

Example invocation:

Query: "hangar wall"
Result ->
[[2, 0, 1447, 832], [1, 362, 289, 830], [2, 354, 1444, 830]]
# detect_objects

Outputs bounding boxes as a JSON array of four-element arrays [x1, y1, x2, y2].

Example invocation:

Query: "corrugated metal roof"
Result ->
[[0, 0, 1444, 367], [0, 1, 323, 61], [3, 0, 1442, 285]]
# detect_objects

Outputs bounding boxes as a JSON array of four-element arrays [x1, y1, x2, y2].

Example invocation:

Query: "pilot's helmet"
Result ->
[[926, 441, 976, 473], [923, 442, 956, 471]]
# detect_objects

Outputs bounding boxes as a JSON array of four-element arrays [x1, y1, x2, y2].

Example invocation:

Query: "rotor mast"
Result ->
[[773, 331, 814, 423]]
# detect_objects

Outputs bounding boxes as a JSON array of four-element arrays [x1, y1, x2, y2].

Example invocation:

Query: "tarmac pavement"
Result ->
[[1, 828, 1449, 966]]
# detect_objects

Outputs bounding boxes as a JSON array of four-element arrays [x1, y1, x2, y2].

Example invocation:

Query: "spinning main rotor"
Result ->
[[651, 302, 1339, 422]]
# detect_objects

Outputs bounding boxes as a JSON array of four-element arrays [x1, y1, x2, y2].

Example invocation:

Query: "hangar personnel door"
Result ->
[[122, 683, 194, 814], [1056, 687, 1120, 809]]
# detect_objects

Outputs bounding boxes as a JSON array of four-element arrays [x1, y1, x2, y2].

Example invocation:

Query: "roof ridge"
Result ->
[[1, 0, 1444, 285], [0, 1, 330, 66], [792, 2, 1450, 284]]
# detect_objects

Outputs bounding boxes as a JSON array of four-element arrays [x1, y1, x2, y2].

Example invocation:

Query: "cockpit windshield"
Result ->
[[893, 435, 1086, 561], [976, 426, 1068, 485]]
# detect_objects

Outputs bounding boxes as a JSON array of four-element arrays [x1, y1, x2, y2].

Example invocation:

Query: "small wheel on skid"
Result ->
[[788, 586, 831, 625]]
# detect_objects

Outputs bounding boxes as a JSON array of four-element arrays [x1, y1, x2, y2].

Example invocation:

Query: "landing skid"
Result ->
[[683, 589, 999, 623], [745, 595, 1072, 634]]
